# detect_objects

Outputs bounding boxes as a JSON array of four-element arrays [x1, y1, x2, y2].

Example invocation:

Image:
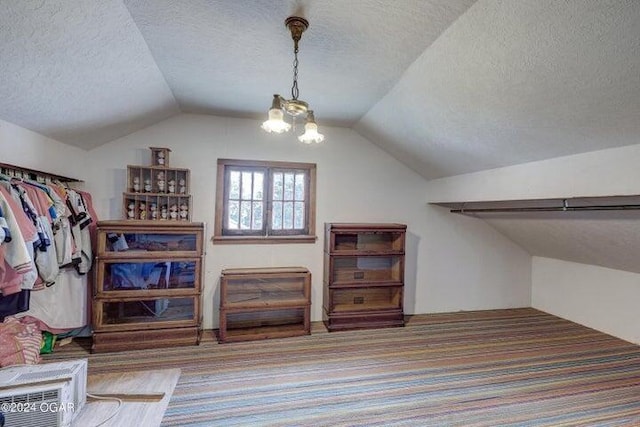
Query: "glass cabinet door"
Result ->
[[225, 308, 306, 330], [332, 256, 403, 284], [330, 287, 402, 312], [331, 231, 405, 253], [97, 260, 199, 294], [100, 230, 200, 255], [223, 276, 308, 308], [97, 296, 197, 330]]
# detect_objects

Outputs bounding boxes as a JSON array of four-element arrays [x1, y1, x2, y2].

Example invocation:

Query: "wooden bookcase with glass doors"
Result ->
[[218, 267, 311, 343], [92, 220, 205, 353], [323, 223, 406, 331]]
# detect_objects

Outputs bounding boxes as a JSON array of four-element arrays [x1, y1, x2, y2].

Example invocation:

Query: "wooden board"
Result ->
[[72, 368, 180, 427]]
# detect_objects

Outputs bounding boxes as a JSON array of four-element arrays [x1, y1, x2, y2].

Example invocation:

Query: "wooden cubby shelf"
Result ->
[[123, 147, 193, 222]]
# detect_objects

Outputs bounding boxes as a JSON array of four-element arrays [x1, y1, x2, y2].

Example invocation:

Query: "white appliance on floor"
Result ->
[[0, 359, 87, 427]]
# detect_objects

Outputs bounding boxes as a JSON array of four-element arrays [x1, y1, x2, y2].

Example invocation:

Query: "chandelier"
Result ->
[[261, 16, 325, 144]]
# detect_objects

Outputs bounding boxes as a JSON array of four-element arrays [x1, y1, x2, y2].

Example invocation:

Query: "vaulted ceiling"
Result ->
[[1, 0, 639, 180]]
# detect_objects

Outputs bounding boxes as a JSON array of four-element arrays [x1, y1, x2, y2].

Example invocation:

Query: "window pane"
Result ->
[[272, 201, 283, 230], [294, 201, 305, 229], [241, 172, 253, 200], [273, 172, 283, 201], [240, 201, 252, 229], [253, 172, 264, 201], [252, 202, 263, 229], [229, 171, 240, 199], [284, 173, 294, 200], [283, 201, 294, 229], [227, 200, 239, 229], [216, 159, 315, 239], [294, 173, 305, 200]]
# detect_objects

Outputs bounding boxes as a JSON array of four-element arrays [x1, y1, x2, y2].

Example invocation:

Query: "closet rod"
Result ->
[[0, 162, 82, 183], [452, 205, 640, 214]]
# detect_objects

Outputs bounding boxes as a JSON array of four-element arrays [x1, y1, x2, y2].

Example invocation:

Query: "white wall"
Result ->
[[427, 143, 640, 342], [427, 143, 640, 202], [0, 118, 88, 180], [86, 113, 532, 329], [422, 205, 531, 313], [533, 257, 640, 345]]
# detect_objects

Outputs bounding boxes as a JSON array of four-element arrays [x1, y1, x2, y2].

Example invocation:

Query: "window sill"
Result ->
[[212, 235, 318, 245]]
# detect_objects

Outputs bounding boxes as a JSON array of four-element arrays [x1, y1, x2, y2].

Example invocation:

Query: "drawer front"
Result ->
[[94, 296, 199, 331], [96, 259, 200, 296], [331, 256, 403, 284]]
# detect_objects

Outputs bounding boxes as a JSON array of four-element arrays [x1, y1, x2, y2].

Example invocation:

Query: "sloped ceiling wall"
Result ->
[[0, 0, 179, 149], [465, 210, 640, 274], [355, 0, 640, 179], [428, 142, 640, 276]]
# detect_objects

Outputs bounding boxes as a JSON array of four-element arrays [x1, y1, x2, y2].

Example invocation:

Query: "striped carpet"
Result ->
[[46, 308, 640, 426]]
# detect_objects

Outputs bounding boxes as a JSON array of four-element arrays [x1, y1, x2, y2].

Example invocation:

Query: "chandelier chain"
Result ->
[[261, 16, 323, 142], [291, 41, 299, 100]]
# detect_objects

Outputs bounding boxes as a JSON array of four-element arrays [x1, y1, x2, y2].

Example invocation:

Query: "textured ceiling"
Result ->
[[122, 0, 474, 127], [355, 0, 640, 179], [0, 0, 179, 149], [0, 0, 473, 149], [0, 0, 639, 181]]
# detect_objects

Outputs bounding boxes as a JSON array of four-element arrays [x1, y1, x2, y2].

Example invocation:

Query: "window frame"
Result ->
[[213, 159, 317, 244]]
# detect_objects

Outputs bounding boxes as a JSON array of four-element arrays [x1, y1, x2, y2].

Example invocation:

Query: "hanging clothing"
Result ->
[[18, 269, 88, 329], [0, 290, 30, 322], [66, 189, 92, 274], [0, 186, 37, 292], [0, 176, 97, 332]]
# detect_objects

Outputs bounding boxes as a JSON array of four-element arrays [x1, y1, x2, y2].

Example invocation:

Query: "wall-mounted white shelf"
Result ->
[[431, 195, 640, 213]]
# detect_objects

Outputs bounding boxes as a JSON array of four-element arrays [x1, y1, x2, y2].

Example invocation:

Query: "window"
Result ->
[[214, 159, 317, 243]]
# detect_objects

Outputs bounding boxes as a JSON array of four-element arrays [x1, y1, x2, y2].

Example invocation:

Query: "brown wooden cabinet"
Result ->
[[92, 220, 204, 353], [323, 223, 406, 331], [219, 267, 311, 343]]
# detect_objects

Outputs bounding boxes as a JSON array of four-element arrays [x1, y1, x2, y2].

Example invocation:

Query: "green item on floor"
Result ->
[[40, 331, 57, 354]]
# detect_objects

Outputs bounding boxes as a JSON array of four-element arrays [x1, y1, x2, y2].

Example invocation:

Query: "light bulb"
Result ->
[[261, 108, 291, 133], [298, 111, 324, 143]]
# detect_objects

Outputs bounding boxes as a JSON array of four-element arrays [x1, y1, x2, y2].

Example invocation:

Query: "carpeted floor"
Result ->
[[46, 308, 640, 426]]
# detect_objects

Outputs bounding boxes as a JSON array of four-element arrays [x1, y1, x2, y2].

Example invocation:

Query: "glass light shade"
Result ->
[[298, 121, 324, 144], [261, 108, 291, 133]]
